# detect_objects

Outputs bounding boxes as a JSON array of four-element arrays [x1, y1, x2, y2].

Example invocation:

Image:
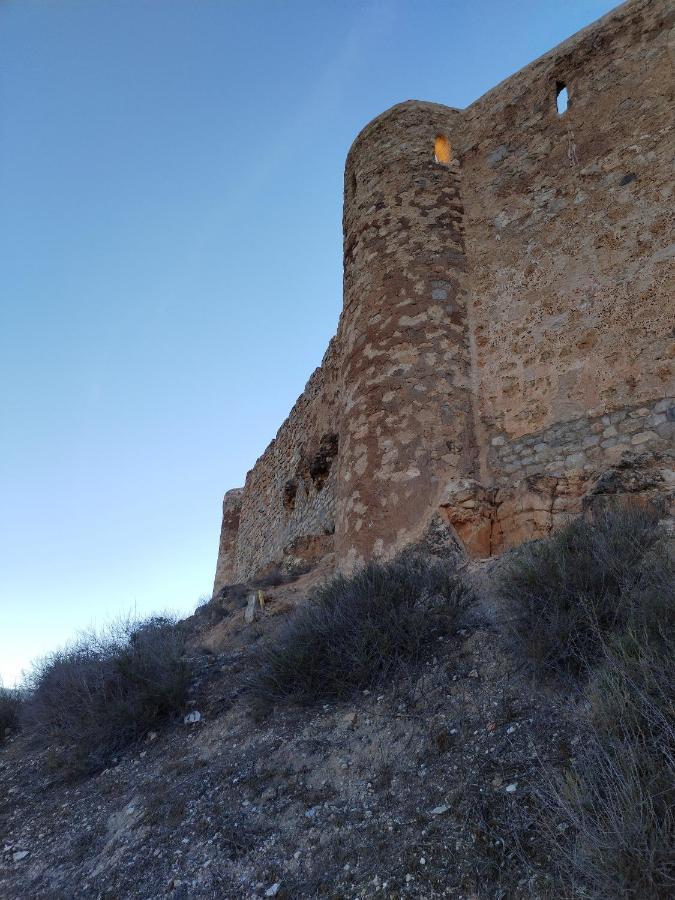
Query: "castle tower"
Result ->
[[213, 2, 673, 593], [335, 101, 478, 570]]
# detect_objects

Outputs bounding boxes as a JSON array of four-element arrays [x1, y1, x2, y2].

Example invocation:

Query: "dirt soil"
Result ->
[[0, 567, 584, 899]]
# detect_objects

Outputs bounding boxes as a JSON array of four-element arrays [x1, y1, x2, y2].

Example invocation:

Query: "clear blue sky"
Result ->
[[0, 0, 616, 685]]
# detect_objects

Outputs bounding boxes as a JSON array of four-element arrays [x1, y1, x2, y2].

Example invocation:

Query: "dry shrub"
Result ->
[[560, 559, 674, 897], [248, 554, 470, 709], [545, 695, 674, 898], [519, 505, 675, 897], [23, 615, 190, 777], [0, 686, 23, 742], [498, 504, 667, 678], [589, 562, 674, 739]]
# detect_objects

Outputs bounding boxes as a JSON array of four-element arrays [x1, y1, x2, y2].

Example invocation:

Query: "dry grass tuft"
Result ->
[[503, 504, 675, 897]]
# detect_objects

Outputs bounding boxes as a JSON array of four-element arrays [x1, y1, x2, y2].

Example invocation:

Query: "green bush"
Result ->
[[248, 554, 470, 710], [23, 616, 190, 776], [498, 504, 667, 678]]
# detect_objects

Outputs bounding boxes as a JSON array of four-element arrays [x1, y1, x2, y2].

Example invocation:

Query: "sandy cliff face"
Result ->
[[214, 0, 674, 594]]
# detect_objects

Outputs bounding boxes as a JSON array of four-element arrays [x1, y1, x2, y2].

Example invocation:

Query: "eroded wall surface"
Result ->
[[459, 0, 674, 547], [337, 102, 476, 570], [213, 0, 674, 590], [212, 488, 244, 589], [213, 340, 341, 591]]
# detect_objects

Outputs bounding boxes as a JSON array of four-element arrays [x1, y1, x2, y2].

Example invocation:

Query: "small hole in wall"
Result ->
[[434, 134, 452, 164], [350, 171, 357, 196], [308, 432, 339, 491], [283, 479, 297, 512], [556, 82, 569, 115]]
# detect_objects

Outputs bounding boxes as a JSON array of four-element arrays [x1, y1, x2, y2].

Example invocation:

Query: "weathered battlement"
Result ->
[[214, 0, 674, 592]]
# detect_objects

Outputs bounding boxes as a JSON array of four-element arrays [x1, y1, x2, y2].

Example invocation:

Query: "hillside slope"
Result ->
[[2, 509, 672, 899]]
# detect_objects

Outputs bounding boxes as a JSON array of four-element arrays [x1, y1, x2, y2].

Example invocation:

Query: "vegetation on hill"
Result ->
[[498, 504, 674, 898], [21, 615, 190, 777], [248, 554, 471, 711], [1, 504, 672, 897], [0, 687, 23, 744], [498, 504, 669, 678]]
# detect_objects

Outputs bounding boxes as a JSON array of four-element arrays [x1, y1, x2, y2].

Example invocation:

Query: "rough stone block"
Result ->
[[631, 431, 658, 445]]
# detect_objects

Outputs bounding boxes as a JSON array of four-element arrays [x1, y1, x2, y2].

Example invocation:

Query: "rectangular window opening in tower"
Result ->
[[556, 82, 569, 115], [434, 135, 452, 164]]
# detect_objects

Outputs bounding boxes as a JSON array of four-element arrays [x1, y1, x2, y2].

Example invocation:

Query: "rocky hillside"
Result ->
[[1, 509, 672, 899]]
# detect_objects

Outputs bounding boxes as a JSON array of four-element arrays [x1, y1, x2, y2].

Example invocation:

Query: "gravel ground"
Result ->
[[1, 582, 583, 899]]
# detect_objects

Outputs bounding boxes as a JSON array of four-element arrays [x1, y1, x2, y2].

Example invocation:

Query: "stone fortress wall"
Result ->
[[214, 0, 674, 592], [215, 339, 342, 586]]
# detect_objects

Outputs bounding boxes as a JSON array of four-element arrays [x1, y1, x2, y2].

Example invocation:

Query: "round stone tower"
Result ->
[[335, 100, 477, 570]]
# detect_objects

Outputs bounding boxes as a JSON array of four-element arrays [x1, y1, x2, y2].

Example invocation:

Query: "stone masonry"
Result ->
[[214, 0, 674, 593]]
